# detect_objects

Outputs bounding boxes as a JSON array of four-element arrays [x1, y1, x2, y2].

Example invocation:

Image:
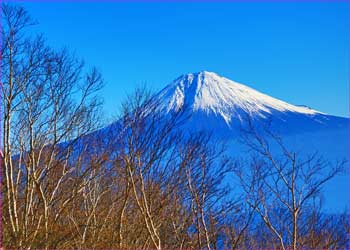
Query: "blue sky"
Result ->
[[18, 1, 349, 118]]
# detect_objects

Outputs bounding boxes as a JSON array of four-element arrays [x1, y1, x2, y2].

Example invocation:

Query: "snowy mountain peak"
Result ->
[[157, 71, 321, 124]]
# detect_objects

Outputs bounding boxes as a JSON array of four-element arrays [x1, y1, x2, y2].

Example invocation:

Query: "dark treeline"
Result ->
[[1, 4, 349, 250]]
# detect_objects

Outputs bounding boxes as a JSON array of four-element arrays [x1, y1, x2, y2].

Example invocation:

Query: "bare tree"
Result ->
[[1, 4, 104, 249], [235, 120, 347, 250], [114, 88, 186, 250], [178, 134, 235, 250]]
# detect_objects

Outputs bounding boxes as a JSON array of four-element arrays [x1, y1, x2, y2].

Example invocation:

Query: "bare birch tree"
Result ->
[[114, 88, 186, 250], [1, 4, 104, 249], [236, 121, 347, 250]]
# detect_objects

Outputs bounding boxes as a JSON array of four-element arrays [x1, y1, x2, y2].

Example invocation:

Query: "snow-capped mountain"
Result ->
[[92, 71, 347, 211], [155, 71, 347, 135], [152, 71, 348, 211]]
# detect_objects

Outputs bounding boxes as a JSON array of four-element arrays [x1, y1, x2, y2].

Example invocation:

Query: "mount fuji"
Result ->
[[155, 71, 347, 136], [97, 71, 348, 211], [152, 71, 348, 211]]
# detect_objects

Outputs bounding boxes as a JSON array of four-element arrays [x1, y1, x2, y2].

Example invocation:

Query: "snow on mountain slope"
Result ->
[[155, 71, 346, 135], [157, 71, 319, 119]]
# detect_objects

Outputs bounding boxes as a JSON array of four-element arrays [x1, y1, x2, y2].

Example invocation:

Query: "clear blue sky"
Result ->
[[18, 1, 349, 118]]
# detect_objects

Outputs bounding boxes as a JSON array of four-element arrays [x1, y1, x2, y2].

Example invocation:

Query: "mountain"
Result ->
[[155, 71, 347, 136], [152, 71, 348, 211], [95, 71, 348, 211]]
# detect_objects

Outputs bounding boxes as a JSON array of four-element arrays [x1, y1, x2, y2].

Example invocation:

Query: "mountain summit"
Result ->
[[155, 71, 346, 135]]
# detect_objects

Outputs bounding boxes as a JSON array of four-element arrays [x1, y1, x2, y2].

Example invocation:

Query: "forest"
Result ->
[[1, 4, 349, 250]]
